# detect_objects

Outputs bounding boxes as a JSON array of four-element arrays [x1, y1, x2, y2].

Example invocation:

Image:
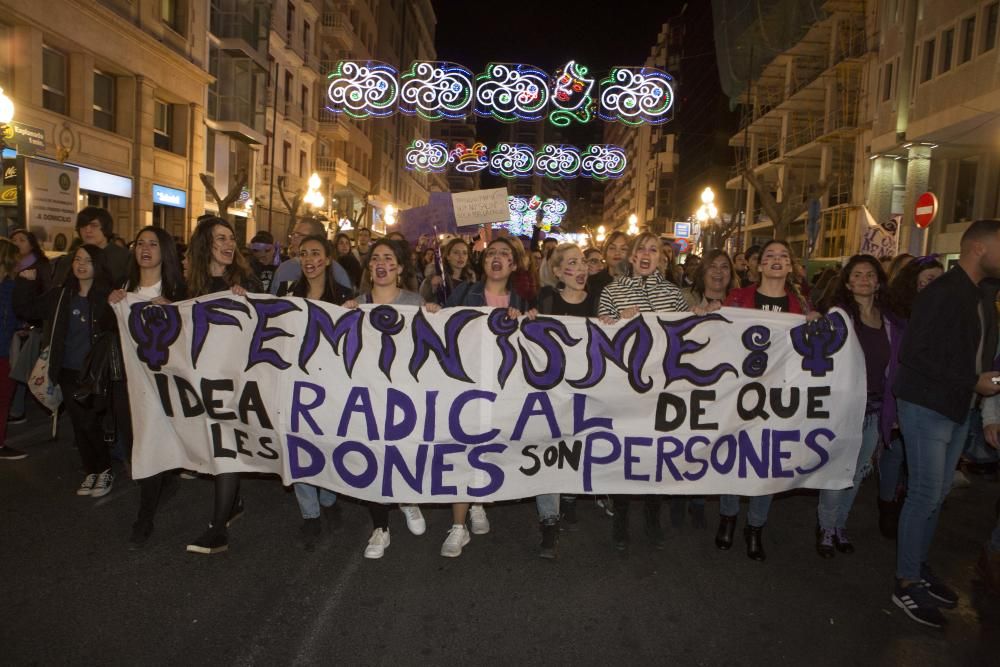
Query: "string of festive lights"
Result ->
[[403, 139, 450, 173], [493, 195, 567, 235], [399, 61, 474, 121], [325, 61, 399, 119], [324, 60, 675, 125], [488, 143, 535, 178], [535, 144, 582, 180], [448, 142, 489, 173], [549, 60, 595, 127], [581, 144, 628, 180], [597, 66, 674, 125]]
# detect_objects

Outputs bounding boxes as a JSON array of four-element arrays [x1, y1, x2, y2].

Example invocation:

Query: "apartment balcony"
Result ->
[[282, 101, 304, 128], [317, 105, 350, 140], [347, 165, 370, 193], [320, 12, 354, 50], [211, 10, 268, 68], [317, 155, 350, 187], [207, 92, 266, 144]]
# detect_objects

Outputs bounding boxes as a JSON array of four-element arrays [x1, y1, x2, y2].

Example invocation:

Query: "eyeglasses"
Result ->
[[586, 258, 605, 265]]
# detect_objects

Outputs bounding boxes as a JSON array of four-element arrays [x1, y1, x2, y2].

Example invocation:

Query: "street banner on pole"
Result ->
[[116, 296, 865, 502]]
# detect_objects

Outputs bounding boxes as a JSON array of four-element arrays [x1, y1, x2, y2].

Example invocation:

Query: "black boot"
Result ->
[[877, 498, 899, 540], [539, 520, 559, 560], [715, 514, 737, 550], [644, 499, 665, 550], [612, 499, 629, 552], [745, 525, 766, 561]]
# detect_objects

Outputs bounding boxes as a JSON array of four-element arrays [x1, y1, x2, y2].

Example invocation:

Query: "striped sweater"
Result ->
[[597, 272, 688, 317]]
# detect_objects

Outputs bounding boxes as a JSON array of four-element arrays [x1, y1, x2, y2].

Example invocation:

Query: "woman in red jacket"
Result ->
[[716, 240, 813, 561]]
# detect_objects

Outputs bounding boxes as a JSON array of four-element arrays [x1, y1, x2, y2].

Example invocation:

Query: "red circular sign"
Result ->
[[673, 238, 690, 254], [914, 192, 938, 229]]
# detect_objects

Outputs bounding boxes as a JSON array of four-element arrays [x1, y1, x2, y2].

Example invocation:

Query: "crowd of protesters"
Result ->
[[1, 206, 1000, 630]]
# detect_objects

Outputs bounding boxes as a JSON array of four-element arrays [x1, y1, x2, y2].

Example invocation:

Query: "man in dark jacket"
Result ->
[[891, 219, 1000, 628], [51, 207, 129, 286]]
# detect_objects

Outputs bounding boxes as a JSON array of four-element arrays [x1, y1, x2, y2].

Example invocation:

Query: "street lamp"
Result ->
[[384, 203, 397, 226], [695, 187, 718, 251], [596, 224, 606, 244], [303, 172, 325, 210], [627, 213, 639, 236]]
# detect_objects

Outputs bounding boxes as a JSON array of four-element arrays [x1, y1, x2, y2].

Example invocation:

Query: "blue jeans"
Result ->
[[818, 412, 880, 530], [719, 494, 772, 527], [293, 483, 337, 520], [878, 435, 906, 502], [895, 399, 971, 581], [536, 494, 559, 523]]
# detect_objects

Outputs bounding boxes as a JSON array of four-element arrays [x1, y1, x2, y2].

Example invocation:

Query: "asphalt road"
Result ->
[[2, 405, 999, 666]]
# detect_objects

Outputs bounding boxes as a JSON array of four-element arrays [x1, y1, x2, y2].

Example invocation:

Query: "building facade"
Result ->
[[0, 0, 213, 242]]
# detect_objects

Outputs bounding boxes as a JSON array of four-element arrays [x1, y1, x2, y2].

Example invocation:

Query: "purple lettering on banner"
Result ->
[[658, 314, 737, 387], [683, 435, 710, 480], [191, 298, 250, 368], [423, 391, 438, 441], [741, 325, 771, 378], [517, 317, 581, 389], [770, 429, 797, 478], [337, 387, 380, 440], [431, 443, 466, 495], [510, 392, 561, 441], [291, 381, 325, 435], [384, 388, 417, 441], [582, 431, 621, 492], [486, 309, 518, 388], [128, 302, 182, 371], [711, 434, 737, 474], [448, 390, 500, 444], [467, 443, 506, 496], [287, 434, 325, 478], [738, 430, 770, 479], [797, 428, 833, 474], [383, 443, 428, 495], [299, 303, 363, 376], [409, 309, 483, 382], [572, 393, 613, 433], [331, 440, 378, 488], [246, 298, 300, 371], [789, 312, 849, 377], [569, 317, 653, 393], [624, 436, 652, 481], [369, 306, 405, 380], [655, 436, 684, 481]]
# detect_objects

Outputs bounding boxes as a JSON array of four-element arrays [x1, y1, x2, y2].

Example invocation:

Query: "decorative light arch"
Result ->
[[326, 61, 400, 119]]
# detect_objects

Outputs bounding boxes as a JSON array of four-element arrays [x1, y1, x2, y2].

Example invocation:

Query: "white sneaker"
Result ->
[[90, 469, 114, 498], [364, 528, 390, 559], [469, 504, 490, 535], [440, 524, 470, 558], [77, 473, 98, 496], [400, 504, 426, 535]]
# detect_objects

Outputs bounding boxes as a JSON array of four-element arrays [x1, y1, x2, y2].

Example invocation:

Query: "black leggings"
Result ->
[[59, 369, 110, 474]]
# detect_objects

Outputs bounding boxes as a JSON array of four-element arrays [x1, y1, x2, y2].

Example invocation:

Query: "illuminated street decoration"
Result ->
[[488, 142, 535, 178], [448, 142, 488, 173], [540, 197, 568, 231], [598, 66, 674, 125], [534, 144, 582, 179], [326, 61, 399, 119], [494, 195, 567, 235], [474, 63, 550, 123], [399, 61, 474, 120], [404, 139, 450, 173], [549, 60, 595, 127], [581, 144, 628, 179]]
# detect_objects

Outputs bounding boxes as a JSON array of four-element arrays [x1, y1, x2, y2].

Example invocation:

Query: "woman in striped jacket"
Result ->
[[597, 231, 688, 553]]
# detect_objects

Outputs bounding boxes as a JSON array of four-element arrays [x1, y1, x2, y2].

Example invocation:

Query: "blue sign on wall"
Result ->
[[152, 184, 186, 208], [674, 221, 691, 238]]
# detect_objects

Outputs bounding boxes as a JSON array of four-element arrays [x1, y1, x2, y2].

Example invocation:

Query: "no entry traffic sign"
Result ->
[[914, 192, 938, 229]]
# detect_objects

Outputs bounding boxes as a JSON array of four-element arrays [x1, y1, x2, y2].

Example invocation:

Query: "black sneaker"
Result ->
[[920, 565, 959, 608], [539, 521, 559, 560], [227, 497, 245, 527], [560, 499, 579, 531], [128, 520, 154, 550], [186, 527, 228, 554], [6, 413, 26, 425], [300, 517, 321, 552], [0, 446, 27, 460], [892, 581, 947, 628]]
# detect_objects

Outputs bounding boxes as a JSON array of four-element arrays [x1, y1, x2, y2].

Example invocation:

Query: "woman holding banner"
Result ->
[[419, 237, 476, 307], [717, 240, 814, 561], [533, 243, 599, 558], [344, 238, 437, 559], [443, 236, 531, 557], [288, 235, 353, 551], [107, 226, 187, 548], [597, 231, 688, 553], [185, 217, 260, 555], [814, 255, 899, 557]]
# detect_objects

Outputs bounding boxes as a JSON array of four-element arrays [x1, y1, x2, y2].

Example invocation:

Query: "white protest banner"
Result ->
[[451, 187, 509, 227], [116, 296, 866, 502]]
